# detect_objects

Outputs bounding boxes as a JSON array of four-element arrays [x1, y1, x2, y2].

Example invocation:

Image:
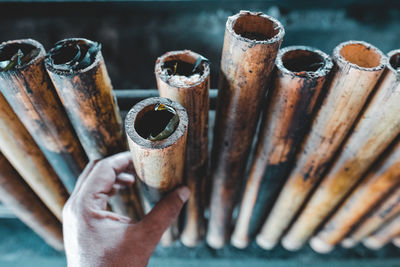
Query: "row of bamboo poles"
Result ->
[[1, 10, 400, 252]]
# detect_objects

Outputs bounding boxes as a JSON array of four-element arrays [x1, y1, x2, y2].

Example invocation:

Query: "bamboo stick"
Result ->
[[125, 97, 188, 246], [0, 152, 64, 251], [45, 38, 143, 221], [311, 140, 400, 253], [0, 39, 88, 192], [363, 214, 400, 250], [309, 49, 400, 252], [256, 41, 387, 251], [207, 10, 285, 249], [231, 46, 333, 248], [155, 50, 210, 247], [0, 93, 69, 221], [341, 185, 400, 248]]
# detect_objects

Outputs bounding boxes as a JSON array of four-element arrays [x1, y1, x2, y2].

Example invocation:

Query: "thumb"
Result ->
[[139, 186, 190, 240]]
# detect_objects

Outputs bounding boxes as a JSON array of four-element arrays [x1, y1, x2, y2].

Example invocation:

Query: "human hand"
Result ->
[[63, 151, 190, 267]]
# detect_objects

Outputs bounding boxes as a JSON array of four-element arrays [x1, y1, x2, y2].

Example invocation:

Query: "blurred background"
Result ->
[[0, 1, 400, 266]]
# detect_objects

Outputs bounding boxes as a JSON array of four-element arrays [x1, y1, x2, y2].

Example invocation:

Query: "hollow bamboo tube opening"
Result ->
[[207, 10, 284, 250], [0, 42, 40, 68], [231, 12, 283, 42], [388, 50, 400, 71], [270, 40, 386, 252], [233, 46, 332, 249], [156, 50, 210, 247]]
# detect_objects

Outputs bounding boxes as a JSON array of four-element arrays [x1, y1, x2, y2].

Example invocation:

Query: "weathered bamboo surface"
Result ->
[[363, 214, 400, 250], [231, 46, 333, 249], [0, 93, 69, 221], [0, 39, 88, 192], [0, 152, 64, 251], [311, 139, 400, 252], [255, 41, 386, 251], [342, 185, 400, 248], [155, 50, 210, 247], [125, 97, 188, 245], [207, 10, 285, 249], [45, 38, 143, 221], [309, 50, 400, 252]]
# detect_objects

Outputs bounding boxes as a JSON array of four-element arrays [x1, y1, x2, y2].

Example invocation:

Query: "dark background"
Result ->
[[0, 0, 399, 89]]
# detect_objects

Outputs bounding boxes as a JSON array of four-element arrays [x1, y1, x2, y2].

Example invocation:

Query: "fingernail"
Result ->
[[177, 186, 190, 202]]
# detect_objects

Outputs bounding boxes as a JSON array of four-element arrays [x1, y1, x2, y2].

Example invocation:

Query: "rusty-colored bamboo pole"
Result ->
[[311, 140, 400, 253], [309, 50, 400, 252], [125, 97, 188, 246], [207, 10, 285, 249], [363, 214, 400, 250], [256, 41, 387, 250], [155, 50, 210, 247], [45, 38, 143, 221], [342, 185, 400, 248], [0, 39, 88, 192], [0, 152, 64, 251], [231, 46, 333, 249], [0, 93, 68, 221]]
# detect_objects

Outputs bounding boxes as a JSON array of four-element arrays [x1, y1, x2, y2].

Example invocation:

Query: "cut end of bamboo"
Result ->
[[0, 39, 45, 71], [155, 50, 210, 88], [334, 40, 387, 71], [341, 238, 357, 248], [392, 237, 400, 248], [231, 234, 249, 249], [45, 37, 102, 75], [362, 237, 384, 250], [281, 236, 303, 251], [388, 49, 400, 74], [309, 236, 334, 254], [125, 97, 188, 151], [276, 46, 333, 78], [206, 234, 226, 249], [227, 10, 285, 45], [255, 235, 277, 250]]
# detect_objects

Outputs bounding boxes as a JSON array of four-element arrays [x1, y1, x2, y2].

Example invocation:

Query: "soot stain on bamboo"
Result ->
[[207, 10, 285, 249]]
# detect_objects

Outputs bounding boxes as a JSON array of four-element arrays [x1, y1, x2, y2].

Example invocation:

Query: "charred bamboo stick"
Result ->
[[231, 46, 333, 248], [342, 185, 400, 248], [45, 38, 143, 221], [0, 93, 69, 221], [125, 97, 188, 246], [0, 152, 64, 251], [310, 50, 400, 253], [207, 10, 285, 249], [256, 41, 386, 251], [155, 50, 210, 247], [0, 39, 88, 192], [363, 214, 400, 250]]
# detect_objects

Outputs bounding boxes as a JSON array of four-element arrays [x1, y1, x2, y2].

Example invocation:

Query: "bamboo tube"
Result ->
[[311, 140, 400, 253], [392, 236, 400, 247], [310, 50, 400, 252], [256, 41, 387, 251], [155, 50, 210, 247], [0, 39, 87, 192], [231, 46, 333, 249], [0, 152, 64, 251], [125, 97, 188, 246], [45, 38, 143, 221], [0, 93, 69, 221], [207, 10, 285, 249], [363, 214, 400, 250], [342, 185, 400, 248]]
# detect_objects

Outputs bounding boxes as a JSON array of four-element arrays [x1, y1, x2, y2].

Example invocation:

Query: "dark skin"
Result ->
[[63, 151, 190, 267]]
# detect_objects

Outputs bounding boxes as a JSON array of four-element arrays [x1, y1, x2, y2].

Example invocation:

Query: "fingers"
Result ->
[[92, 210, 132, 224], [138, 186, 190, 240], [80, 152, 133, 197], [73, 159, 99, 195]]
